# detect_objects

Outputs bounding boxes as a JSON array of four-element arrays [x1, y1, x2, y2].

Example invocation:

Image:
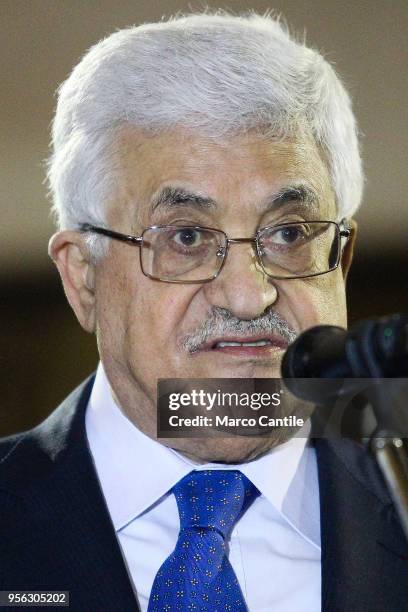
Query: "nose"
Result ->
[[203, 241, 278, 320]]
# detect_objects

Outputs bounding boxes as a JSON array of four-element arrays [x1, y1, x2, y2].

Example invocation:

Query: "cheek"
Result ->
[[95, 248, 202, 404], [95, 258, 130, 356], [129, 289, 175, 337], [120, 280, 197, 369], [280, 270, 347, 332]]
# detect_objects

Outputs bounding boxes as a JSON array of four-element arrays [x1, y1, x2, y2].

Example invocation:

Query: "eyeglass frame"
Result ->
[[80, 219, 352, 284]]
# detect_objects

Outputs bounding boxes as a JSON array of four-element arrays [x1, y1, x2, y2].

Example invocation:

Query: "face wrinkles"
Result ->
[[113, 127, 332, 231], [96, 127, 347, 462]]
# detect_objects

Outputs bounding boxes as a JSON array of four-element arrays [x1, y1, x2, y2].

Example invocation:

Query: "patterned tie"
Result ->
[[147, 469, 260, 612]]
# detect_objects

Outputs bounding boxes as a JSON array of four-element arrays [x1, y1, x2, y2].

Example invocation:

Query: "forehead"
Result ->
[[110, 127, 335, 225]]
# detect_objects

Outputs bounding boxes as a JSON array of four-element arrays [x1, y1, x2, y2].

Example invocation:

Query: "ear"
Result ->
[[341, 218, 358, 281], [48, 231, 96, 333]]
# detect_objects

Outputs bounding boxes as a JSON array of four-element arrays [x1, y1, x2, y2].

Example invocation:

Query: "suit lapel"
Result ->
[[315, 437, 408, 612], [0, 377, 140, 612]]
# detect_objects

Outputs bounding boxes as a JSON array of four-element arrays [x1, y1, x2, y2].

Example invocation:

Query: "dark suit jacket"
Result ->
[[0, 376, 407, 611]]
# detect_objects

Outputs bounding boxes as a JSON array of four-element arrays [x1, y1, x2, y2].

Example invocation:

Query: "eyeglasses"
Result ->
[[80, 220, 351, 284]]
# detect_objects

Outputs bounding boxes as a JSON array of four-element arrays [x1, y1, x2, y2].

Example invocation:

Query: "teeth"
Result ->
[[215, 339, 272, 348]]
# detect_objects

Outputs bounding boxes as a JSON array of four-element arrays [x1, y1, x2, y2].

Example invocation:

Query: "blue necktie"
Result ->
[[147, 469, 259, 612]]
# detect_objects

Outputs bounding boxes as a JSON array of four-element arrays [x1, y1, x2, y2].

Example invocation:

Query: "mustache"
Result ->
[[181, 307, 297, 353]]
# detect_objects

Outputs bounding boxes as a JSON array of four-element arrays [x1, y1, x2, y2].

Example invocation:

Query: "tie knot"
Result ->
[[173, 470, 259, 538]]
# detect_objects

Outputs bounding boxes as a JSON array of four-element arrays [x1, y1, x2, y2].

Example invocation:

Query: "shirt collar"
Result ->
[[86, 363, 315, 538]]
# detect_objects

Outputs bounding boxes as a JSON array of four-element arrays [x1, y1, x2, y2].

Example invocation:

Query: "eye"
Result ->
[[270, 224, 308, 245], [173, 228, 202, 247]]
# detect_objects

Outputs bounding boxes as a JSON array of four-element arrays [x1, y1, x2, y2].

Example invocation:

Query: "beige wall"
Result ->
[[1, 0, 407, 276]]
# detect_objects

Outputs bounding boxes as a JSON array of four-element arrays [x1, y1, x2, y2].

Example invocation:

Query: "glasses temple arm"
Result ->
[[80, 224, 142, 245]]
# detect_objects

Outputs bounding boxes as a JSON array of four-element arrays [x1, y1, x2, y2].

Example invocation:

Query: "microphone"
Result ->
[[281, 314, 408, 404], [281, 314, 408, 541]]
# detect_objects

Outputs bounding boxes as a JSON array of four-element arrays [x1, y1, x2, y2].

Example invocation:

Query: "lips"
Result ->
[[199, 334, 289, 354], [215, 339, 273, 348]]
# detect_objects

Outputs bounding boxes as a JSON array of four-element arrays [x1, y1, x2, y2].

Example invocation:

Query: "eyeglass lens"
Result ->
[[141, 227, 227, 282], [258, 222, 339, 279]]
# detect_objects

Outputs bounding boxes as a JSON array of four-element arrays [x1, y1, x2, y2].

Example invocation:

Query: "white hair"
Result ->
[[47, 11, 364, 255]]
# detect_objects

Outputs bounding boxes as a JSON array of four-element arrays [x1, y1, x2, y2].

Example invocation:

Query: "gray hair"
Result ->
[[47, 11, 364, 256]]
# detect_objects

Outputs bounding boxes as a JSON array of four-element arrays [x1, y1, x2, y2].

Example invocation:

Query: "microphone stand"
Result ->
[[364, 380, 408, 540], [346, 317, 408, 540], [371, 434, 408, 538]]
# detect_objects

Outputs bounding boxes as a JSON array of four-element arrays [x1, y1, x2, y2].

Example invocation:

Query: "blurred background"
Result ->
[[1, 0, 407, 436]]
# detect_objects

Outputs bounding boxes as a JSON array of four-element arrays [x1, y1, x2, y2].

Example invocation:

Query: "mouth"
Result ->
[[199, 334, 289, 357]]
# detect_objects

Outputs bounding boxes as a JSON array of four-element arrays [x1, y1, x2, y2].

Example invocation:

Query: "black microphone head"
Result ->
[[281, 325, 348, 405], [372, 314, 408, 376], [281, 315, 408, 405], [282, 325, 348, 378]]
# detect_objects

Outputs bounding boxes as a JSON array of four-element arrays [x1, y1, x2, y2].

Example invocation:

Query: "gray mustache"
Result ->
[[181, 307, 297, 353]]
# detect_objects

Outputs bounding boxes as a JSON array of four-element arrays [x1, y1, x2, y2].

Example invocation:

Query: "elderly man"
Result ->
[[1, 12, 407, 612]]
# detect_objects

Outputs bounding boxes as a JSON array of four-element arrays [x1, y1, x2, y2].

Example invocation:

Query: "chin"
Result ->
[[161, 434, 291, 464], [190, 361, 283, 380]]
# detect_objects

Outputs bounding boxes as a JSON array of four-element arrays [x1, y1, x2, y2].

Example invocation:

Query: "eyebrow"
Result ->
[[151, 187, 217, 212], [264, 184, 319, 213], [150, 183, 319, 214]]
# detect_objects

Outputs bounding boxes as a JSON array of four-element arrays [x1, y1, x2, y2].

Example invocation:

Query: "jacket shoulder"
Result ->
[[0, 431, 26, 463], [0, 375, 95, 494]]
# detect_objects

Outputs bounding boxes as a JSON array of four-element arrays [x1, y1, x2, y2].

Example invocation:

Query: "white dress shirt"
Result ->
[[85, 363, 321, 611]]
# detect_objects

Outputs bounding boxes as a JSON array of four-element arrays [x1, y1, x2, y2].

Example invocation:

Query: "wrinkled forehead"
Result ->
[[107, 126, 336, 227]]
